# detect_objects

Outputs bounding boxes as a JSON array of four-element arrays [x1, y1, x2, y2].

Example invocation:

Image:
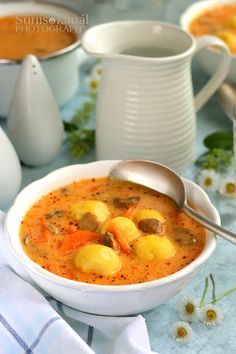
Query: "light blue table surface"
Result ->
[[1, 1, 236, 353]]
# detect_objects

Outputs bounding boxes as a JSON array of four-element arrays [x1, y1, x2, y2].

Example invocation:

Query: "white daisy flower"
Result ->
[[218, 176, 236, 198], [91, 63, 103, 77], [170, 321, 193, 343], [199, 304, 223, 326], [178, 296, 199, 322], [198, 169, 220, 192], [85, 63, 104, 92], [86, 74, 100, 91]]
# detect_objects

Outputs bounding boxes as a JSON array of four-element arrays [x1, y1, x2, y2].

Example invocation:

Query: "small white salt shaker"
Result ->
[[7, 55, 63, 166], [0, 126, 22, 210]]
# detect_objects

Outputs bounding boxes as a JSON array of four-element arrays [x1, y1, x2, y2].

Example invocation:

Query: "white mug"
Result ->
[[82, 21, 231, 173], [0, 1, 88, 117]]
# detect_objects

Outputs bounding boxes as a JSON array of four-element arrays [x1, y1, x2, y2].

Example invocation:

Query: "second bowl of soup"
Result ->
[[180, 0, 236, 84], [0, 1, 87, 117], [5, 160, 219, 315]]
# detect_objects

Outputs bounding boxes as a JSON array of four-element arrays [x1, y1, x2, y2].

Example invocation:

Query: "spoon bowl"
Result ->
[[109, 160, 236, 246]]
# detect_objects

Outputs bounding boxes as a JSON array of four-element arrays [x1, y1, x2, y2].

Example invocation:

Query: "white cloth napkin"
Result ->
[[0, 211, 158, 354]]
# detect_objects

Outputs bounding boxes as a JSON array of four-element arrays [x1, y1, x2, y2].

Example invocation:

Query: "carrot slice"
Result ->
[[67, 225, 78, 234], [107, 225, 131, 254], [36, 217, 48, 243], [122, 205, 137, 219], [61, 230, 99, 253]]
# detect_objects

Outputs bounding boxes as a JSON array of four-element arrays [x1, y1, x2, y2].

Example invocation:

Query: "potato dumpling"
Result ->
[[100, 216, 139, 243], [71, 200, 110, 224], [74, 244, 121, 276], [133, 235, 175, 261], [215, 31, 236, 48], [133, 209, 165, 224]]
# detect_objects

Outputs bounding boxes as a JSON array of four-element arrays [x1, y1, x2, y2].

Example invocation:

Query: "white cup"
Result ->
[[0, 1, 88, 117]]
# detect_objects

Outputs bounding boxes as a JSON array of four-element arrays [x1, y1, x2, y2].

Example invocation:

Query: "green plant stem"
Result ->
[[200, 277, 209, 307], [210, 273, 216, 301], [64, 95, 96, 159], [207, 286, 236, 305]]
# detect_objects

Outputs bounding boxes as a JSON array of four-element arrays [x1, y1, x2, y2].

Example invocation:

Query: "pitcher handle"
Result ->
[[194, 35, 231, 113]]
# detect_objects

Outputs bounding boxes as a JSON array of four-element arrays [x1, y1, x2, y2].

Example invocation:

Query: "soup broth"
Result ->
[[20, 177, 205, 285], [189, 4, 236, 54], [0, 15, 77, 60]]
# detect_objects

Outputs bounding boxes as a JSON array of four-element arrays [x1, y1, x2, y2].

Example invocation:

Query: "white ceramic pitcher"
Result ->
[[82, 21, 231, 173]]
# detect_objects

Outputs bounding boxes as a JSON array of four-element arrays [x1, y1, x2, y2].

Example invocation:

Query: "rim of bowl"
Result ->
[[0, 1, 83, 64], [180, 0, 236, 58], [5, 160, 219, 292]]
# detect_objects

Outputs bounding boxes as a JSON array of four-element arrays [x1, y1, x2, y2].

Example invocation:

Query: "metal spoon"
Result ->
[[109, 160, 236, 245]]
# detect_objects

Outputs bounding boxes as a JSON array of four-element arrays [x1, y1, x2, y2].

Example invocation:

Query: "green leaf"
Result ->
[[67, 129, 95, 159], [195, 148, 233, 171], [63, 121, 78, 132], [70, 100, 96, 127], [63, 64, 99, 159], [203, 131, 233, 150], [88, 91, 98, 101], [64, 99, 96, 158]]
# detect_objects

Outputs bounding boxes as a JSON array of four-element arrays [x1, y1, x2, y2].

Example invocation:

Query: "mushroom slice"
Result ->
[[113, 196, 140, 208], [23, 234, 30, 245], [46, 223, 61, 235], [102, 232, 120, 252], [46, 210, 64, 219], [173, 227, 198, 246], [138, 218, 164, 234], [78, 212, 99, 232]]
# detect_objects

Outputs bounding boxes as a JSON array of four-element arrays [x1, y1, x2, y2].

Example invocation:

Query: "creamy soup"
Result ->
[[0, 15, 77, 60], [189, 4, 236, 54], [20, 177, 205, 285]]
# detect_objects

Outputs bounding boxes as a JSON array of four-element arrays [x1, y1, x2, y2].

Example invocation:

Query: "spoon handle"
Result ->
[[183, 204, 236, 245]]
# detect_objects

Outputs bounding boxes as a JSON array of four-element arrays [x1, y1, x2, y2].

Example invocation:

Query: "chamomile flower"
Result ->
[[86, 74, 100, 91], [170, 321, 193, 343], [198, 169, 220, 192], [85, 63, 104, 92], [218, 176, 236, 198], [178, 296, 199, 322], [199, 304, 223, 326], [91, 63, 103, 77]]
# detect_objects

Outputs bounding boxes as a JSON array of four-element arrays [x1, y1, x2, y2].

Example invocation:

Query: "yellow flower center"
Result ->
[[185, 303, 194, 314], [90, 79, 99, 89], [97, 68, 103, 75], [226, 182, 236, 194], [206, 309, 217, 320], [204, 177, 213, 186], [177, 327, 187, 338]]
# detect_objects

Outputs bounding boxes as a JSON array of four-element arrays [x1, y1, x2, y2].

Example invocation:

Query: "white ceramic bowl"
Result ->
[[0, 1, 87, 117], [5, 160, 219, 315], [180, 0, 236, 85]]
